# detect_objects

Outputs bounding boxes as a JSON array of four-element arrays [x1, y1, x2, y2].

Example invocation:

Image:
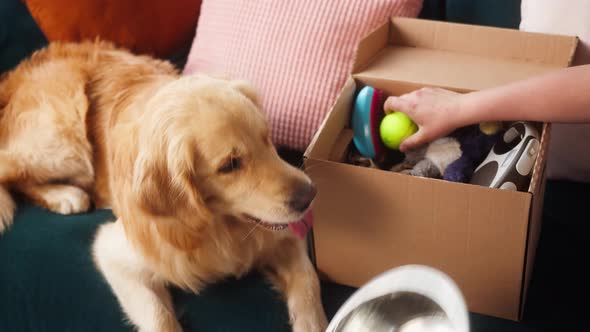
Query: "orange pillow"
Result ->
[[24, 0, 202, 57]]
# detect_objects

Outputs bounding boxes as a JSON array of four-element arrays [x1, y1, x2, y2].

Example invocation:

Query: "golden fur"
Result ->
[[0, 42, 327, 331]]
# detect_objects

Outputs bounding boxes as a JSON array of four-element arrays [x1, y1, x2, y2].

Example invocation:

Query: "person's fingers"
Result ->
[[399, 130, 427, 153], [383, 96, 413, 114]]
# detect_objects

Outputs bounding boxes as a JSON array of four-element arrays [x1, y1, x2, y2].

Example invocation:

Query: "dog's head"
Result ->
[[132, 75, 315, 237]]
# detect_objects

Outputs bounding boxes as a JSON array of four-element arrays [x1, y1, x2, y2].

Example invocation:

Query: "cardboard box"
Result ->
[[304, 17, 577, 321]]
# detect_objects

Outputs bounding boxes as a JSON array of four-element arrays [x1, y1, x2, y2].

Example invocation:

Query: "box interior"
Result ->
[[319, 77, 546, 193]]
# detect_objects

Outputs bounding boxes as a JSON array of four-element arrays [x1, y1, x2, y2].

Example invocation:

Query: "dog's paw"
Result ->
[[291, 308, 328, 332], [0, 216, 13, 234], [137, 313, 184, 332], [46, 186, 91, 215], [0, 188, 15, 233], [292, 316, 328, 332], [0, 211, 14, 234]]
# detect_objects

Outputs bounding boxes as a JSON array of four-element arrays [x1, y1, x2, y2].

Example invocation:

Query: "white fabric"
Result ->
[[520, 0, 590, 183]]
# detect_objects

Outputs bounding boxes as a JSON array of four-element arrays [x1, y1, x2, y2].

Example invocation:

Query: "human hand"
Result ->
[[383, 87, 469, 152]]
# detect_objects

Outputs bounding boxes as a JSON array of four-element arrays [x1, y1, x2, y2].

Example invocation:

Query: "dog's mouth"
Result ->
[[242, 211, 313, 239], [243, 215, 289, 231]]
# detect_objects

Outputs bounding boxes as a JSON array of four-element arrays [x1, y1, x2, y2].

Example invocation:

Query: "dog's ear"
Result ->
[[131, 143, 212, 227], [131, 148, 172, 216], [230, 80, 261, 107]]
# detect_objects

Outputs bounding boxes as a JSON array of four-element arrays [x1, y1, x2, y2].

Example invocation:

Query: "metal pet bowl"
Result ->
[[327, 265, 470, 332]]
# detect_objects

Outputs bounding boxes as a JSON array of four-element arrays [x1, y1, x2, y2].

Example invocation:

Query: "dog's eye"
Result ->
[[218, 157, 242, 174]]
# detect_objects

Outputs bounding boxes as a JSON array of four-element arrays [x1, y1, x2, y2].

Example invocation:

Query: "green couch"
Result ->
[[0, 0, 46, 73], [1, 0, 586, 331]]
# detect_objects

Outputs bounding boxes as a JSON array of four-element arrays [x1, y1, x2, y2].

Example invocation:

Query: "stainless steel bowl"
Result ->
[[335, 292, 454, 332], [326, 265, 469, 332]]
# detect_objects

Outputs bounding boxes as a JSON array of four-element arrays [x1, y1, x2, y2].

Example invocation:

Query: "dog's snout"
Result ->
[[288, 182, 317, 213]]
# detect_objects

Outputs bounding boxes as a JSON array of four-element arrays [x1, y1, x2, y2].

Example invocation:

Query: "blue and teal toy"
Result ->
[[351, 86, 386, 158]]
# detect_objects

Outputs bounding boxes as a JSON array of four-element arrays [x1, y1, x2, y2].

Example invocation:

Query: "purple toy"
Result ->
[[391, 122, 503, 183], [444, 124, 503, 183]]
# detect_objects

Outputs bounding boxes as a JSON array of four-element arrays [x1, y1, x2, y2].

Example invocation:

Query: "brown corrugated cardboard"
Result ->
[[305, 17, 577, 321], [520, 123, 552, 318], [328, 129, 354, 162]]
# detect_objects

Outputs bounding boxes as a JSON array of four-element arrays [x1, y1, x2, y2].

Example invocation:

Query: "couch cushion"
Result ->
[[419, 0, 446, 20], [446, 0, 521, 29], [23, 0, 202, 58], [0, 0, 46, 73], [183, 0, 423, 151], [0, 203, 290, 332]]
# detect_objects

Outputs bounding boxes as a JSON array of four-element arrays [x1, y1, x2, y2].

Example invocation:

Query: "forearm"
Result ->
[[460, 65, 590, 125]]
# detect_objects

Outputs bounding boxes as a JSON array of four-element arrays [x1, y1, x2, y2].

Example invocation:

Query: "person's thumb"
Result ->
[[384, 96, 412, 114], [399, 130, 427, 153]]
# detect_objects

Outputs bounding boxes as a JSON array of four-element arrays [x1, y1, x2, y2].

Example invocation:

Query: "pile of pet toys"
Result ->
[[348, 85, 541, 192]]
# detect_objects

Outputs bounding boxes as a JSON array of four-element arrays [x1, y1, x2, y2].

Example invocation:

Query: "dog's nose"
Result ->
[[288, 182, 317, 213]]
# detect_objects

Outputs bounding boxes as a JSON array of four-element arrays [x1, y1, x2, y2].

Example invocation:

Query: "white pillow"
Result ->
[[521, 0, 590, 183]]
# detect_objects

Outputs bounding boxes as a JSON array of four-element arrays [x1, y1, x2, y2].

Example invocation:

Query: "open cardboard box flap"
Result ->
[[353, 17, 577, 93], [304, 17, 578, 320]]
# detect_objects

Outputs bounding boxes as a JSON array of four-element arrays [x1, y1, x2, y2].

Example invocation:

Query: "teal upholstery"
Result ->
[[0, 0, 46, 73], [0, 203, 290, 332], [446, 0, 521, 29], [418, 0, 446, 21], [0, 205, 128, 331], [420, 0, 521, 29]]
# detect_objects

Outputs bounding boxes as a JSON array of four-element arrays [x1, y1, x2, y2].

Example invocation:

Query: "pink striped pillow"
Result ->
[[183, 0, 423, 151]]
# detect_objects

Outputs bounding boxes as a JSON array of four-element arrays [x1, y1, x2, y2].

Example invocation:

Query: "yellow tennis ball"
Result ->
[[379, 112, 418, 150]]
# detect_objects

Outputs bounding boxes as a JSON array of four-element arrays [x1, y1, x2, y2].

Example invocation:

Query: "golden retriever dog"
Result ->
[[0, 41, 328, 331]]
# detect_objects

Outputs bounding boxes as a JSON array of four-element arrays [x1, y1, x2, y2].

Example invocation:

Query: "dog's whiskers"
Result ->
[[241, 221, 261, 242]]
